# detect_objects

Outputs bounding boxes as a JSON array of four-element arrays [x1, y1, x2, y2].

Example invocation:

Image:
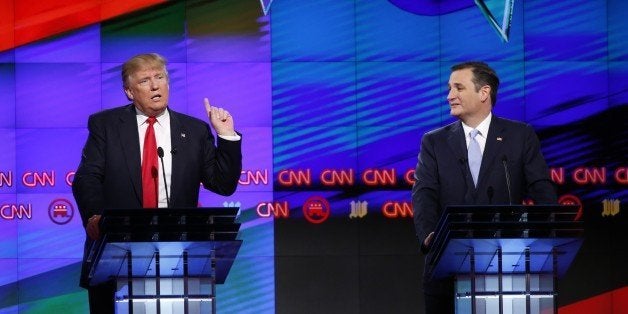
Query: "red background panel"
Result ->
[[0, 0, 15, 51], [4, 0, 165, 51], [100, 0, 166, 21], [559, 286, 628, 314]]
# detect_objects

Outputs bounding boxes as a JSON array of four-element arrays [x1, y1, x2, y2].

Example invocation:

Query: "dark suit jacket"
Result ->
[[72, 104, 242, 287], [412, 116, 556, 260]]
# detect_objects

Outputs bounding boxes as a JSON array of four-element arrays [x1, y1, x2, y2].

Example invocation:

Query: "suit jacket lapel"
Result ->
[[168, 109, 189, 201], [118, 105, 142, 203], [477, 116, 505, 189]]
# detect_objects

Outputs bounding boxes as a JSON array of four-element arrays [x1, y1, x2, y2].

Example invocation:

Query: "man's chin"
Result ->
[[449, 109, 461, 117]]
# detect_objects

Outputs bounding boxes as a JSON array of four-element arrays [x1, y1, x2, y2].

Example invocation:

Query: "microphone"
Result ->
[[487, 186, 494, 204], [157, 147, 170, 208], [501, 155, 512, 205]]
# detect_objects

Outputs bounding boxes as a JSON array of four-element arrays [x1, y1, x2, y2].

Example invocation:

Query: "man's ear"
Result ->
[[480, 85, 490, 103], [124, 88, 134, 100]]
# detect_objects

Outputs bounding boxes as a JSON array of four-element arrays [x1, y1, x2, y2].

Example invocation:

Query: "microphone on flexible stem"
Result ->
[[157, 147, 170, 208], [502, 155, 512, 205]]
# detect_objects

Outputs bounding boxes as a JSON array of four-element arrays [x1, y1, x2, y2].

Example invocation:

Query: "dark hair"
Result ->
[[451, 61, 499, 106]]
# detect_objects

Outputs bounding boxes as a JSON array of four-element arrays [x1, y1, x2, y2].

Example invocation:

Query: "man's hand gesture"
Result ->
[[204, 98, 235, 136]]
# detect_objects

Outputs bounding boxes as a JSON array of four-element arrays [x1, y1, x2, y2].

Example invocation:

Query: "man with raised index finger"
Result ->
[[72, 52, 242, 313]]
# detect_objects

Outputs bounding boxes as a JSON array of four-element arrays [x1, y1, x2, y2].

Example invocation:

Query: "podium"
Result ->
[[426, 205, 583, 314], [85, 207, 242, 314]]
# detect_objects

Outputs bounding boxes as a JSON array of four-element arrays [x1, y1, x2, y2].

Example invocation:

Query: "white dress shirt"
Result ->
[[462, 112, 492, 155], [136, 108, 241, 208]]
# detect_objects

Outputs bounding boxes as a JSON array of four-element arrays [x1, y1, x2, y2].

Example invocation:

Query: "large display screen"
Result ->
[[0, 0, 626, 313]]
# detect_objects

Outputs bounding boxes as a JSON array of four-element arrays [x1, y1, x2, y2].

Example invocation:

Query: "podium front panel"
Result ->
[[89, 240, 242, 286]]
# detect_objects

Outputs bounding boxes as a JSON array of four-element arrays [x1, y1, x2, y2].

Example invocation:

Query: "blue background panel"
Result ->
[[440, 0, 524, 61], [272, 62, 356, 127], [523, 0, 608, 61], [273, 126, 358, 178], [271, 0, 356, 62], [356, 126, 423, 173], [608, 62, 628, 107], [524, 61, 608, 126], [355, 0, 440, 61], [609, 0, 628, 60], [356, 62, 441, 127], [0, 0, 627, 312]]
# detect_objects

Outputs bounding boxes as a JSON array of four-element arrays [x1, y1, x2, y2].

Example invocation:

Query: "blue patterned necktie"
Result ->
[[468, 129, 482, 187]]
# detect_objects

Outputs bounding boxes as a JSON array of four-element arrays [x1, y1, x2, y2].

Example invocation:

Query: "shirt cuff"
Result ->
[[218, 133, 241, 141]]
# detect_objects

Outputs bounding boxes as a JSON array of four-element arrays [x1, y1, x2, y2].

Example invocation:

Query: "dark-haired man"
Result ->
[[412, 61, 557, 313]]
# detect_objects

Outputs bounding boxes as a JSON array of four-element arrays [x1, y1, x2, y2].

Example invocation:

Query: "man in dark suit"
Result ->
[[412, 61, 557, 314], [72, 53, 242, 313]]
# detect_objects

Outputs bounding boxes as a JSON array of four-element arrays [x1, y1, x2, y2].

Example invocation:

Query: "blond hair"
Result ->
[[121, 53, 169, 88]]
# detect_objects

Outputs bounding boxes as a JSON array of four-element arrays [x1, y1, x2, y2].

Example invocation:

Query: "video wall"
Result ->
[[0, 0, 626, 313]]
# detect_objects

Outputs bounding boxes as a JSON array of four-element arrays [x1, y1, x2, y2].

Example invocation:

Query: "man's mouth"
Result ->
[[151, 94, 162, 101]]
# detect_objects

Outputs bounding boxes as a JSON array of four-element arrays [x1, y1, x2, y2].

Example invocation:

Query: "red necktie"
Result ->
[[142, 117, 158, 208]]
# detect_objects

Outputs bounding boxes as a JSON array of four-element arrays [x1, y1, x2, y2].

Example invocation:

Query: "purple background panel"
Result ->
[[186, 62, 272, 127], [0, 259, 18, 286], [0, 130, 16, 194], [0, 64, 16, 128], [15, 129, 86, 193], [0, 194, 18, 258], [17, 193, 83, 259], [236, 127, 273, 192], [15, 63, 102, 128], [14, 25, 101, 63]]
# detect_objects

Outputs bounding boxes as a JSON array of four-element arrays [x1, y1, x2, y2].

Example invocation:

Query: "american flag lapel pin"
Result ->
[[181, 133, 186, 138], [496, 137, 503, 141]]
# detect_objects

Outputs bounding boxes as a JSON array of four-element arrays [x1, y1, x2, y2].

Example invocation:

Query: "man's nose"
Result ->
[[150, 80, 159, 90], [447, 89, 455, 101]]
